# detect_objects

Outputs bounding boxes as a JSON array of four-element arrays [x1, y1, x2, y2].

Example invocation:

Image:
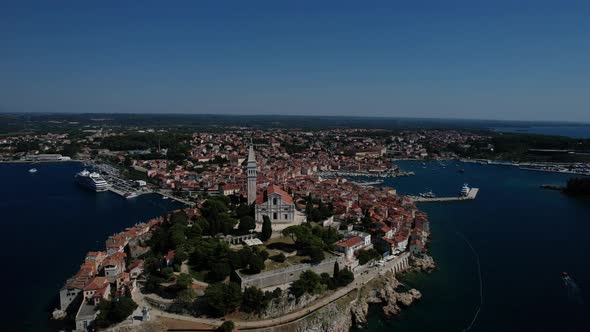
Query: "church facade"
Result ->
[[255, 185, 296, 225]]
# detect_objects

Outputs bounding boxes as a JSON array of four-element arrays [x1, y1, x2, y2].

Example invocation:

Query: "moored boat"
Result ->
[[75, 169, 109, 192], [460, 183, 470, 197]]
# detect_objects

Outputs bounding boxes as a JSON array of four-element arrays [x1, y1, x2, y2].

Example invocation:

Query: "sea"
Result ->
[[491, 125, 590, 138], [0, 162, 184, 332], [1, 160, 589, 331], [355, 160, 590, 332]]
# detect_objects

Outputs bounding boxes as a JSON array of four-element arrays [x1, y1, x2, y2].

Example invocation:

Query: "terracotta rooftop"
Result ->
[[256, 184, 294, 205], [336, 236, 364, 248]]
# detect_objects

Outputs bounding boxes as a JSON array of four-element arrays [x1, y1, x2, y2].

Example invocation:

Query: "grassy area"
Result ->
[[266, 236, 295, 245]]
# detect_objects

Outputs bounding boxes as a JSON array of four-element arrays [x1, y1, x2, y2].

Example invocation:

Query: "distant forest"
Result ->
[[2, 112, 589, 134]]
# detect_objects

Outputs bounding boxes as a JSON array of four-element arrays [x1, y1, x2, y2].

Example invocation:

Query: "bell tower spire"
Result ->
[[247, 143, 257, 204]]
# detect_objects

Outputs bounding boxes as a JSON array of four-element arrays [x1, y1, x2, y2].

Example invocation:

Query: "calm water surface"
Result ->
[[356, 160, 589, 332], [492, 125, 590, 138], [0, 162, 183, 331]]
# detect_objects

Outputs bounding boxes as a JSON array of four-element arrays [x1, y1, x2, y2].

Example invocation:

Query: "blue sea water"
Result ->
[[356, 160, 590, 332], [2, 161, 589, 331], [0, 162, 183, 331], [491, 125, 590, 138]]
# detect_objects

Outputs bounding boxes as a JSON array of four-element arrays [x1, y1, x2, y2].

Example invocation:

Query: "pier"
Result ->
[[156, 190, 195, 207], [409, 188, 479, 203]]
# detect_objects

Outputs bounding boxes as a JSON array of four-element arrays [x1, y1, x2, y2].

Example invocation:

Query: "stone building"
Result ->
[[255, 185, 303, 232], [247, 144, 257, 204]]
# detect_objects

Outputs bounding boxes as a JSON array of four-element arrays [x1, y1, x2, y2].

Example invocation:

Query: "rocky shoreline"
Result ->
[[350, 254, 435, 329], [250, 253, 436, 332]]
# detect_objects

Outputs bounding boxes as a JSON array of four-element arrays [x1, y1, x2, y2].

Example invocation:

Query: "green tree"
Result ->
[[260, 215, 272, 241], [176, 273, 192, 289], [238, 215, 256, 234], [290, 270, 323, 298], [335, 269, 354, 287], [217, 321, 235, 332], [308, 245, 325, 263], [161, 267, 174, 280], [209, 262, 232, 281], [185, 223, 202, 240], [205, 283, 243, 316], [247, 255, 265, 274], [357, 249, 381, 265], [270, 253, 286, 263], [241, 286, 269, 313], [93, 295, 138, 329], [177, 288, 197, 307], [235, 204, 252, 218]]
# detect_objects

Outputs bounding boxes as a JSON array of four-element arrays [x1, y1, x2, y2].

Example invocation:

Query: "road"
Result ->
[[136, 253, 410, 330]]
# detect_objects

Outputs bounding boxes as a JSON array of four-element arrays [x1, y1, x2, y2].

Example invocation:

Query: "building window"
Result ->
[[273, 198, 277, 205], [273, 212, 277, 220], [284, 214, 288, 219]]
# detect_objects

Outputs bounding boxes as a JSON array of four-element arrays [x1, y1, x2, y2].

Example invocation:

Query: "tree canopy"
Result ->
[[205, 282, 243, 316], [260, 215, 272, 241]]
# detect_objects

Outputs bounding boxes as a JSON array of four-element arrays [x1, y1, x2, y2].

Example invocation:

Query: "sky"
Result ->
[[1, 0, 589, 121]]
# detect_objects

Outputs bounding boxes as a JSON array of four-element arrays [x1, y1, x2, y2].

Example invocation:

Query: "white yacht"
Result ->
[[75, 170, 109, 192], [460, 183, 470, 197], [28, 168, 37, 173]]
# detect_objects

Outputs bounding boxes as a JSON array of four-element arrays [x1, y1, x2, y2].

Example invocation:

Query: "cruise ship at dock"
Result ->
[[75, 170, 109, 192]]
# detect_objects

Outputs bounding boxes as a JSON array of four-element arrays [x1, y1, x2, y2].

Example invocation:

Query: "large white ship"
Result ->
[[75, 170, 109, 192], [460, 183, 470, 197]]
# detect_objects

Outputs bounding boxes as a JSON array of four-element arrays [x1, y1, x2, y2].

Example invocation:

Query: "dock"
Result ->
[[409, 188, 479, 203], [156, 190, 196, 207]]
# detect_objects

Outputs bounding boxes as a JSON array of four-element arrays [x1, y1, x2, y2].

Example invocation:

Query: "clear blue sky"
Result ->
[[1, 0, 589, 121]]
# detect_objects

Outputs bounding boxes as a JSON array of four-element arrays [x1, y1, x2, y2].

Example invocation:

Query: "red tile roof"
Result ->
[[83, 277, 108, 291], [256, 184, 294, 204], [336, 236, 364, 248]]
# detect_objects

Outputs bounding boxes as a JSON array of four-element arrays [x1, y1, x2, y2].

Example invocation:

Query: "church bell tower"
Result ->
[[247, 144, 257, 204]]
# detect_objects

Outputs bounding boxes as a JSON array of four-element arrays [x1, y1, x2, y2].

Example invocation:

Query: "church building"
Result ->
[[255, 185, 296, 226]]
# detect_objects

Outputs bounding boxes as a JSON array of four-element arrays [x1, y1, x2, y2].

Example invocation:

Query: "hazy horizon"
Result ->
[[1, 1, 589, 121]]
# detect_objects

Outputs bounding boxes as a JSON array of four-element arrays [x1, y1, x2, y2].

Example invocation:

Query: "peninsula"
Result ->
[[48, 127, 438, 332]]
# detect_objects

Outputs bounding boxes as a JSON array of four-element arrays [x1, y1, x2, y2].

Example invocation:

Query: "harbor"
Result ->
[[408, 188, 479, 203], [81, 161, 195, 206]]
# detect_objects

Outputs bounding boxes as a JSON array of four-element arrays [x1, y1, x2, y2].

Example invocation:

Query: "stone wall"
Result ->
[[238, 257, 343, 289]]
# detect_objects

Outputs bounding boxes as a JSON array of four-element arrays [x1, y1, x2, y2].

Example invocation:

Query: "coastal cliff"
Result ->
[[251, 254, 435, 332]]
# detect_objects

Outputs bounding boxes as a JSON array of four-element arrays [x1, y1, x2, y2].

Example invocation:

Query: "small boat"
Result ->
[[29, 168, 37, 173], [419, 190, 436, 198], [125, 192, 139, 199], [162, 196, 169, 200], [562, 272, 576, 287], [458, 168, 465, 173]]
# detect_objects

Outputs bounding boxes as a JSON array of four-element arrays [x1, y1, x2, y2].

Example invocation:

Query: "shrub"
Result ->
[[270, 253, 286, 263]]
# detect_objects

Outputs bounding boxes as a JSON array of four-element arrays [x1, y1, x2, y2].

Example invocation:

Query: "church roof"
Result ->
[[256, 184, 294, 205]]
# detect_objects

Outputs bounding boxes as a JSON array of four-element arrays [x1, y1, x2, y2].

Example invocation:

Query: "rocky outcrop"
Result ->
[[350, 299, 369, 327], [371, 273, 421, 317], [411, 254, 436, 273], [242, 255, 433, 332], [260, 292, 318, 319], [294, 302, 352, 332]]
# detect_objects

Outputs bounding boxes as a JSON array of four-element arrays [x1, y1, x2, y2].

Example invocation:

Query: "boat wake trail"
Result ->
[[457, 232, 483, 332]]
